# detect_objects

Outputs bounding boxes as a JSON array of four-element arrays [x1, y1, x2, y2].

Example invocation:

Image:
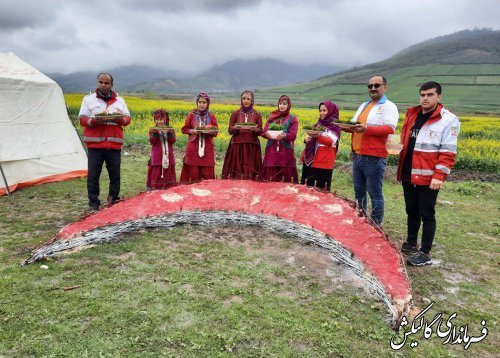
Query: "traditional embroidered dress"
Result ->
[[261, 95, 299, 183], [300, 101, 341, 191], [180, 93, 218, 184], [146, 129, 176, 190], [222, 90, 263, 180]]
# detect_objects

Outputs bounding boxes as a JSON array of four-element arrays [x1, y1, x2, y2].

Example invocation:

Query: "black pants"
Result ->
[[402, 181, 439, 254], [87, 148, 121, 208], [301, 163, 333, 191]]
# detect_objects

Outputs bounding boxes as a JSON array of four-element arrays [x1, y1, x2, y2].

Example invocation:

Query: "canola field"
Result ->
[[65, 94, 500, 172]]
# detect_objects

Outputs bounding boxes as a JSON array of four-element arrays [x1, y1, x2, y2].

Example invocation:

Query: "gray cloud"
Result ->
[[0, 0, 499, 74], [0, 1, 65, 30], [120, 0, 265, 13]]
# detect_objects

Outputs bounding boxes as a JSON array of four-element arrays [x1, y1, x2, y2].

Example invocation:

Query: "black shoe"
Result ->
[[401, 242, 419, 255], [407, 251, 432, 266], [89, 204, 100, 212]]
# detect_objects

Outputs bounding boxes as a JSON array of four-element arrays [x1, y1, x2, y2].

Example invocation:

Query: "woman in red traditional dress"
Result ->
[[300, 101, 341, 191], [179, 93, 218, 184], [222, 90, 263, 180], [146, 109, 176, 190], [261, 95, 299, 183]]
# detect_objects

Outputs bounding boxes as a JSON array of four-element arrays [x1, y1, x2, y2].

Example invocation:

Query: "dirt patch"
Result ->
[[107, 252, 137, 260], [447, 169, 499, 183], [223, 295, 244, 306], [176, 225, 380, 301]]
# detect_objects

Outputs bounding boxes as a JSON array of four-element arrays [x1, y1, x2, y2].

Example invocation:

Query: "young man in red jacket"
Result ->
[[78, 73, 131, 211], [397, 81, 460, 266]]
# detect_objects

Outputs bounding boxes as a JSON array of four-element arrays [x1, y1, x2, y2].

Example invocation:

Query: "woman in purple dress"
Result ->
[[261, 95, 299, 183]]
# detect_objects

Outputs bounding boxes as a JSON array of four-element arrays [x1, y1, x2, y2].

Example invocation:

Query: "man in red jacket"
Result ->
[[79, 73, 131, 211], [397, 81, 460, 266]]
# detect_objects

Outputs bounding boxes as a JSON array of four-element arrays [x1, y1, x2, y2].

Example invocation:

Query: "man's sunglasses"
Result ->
[[367, 83, 383, 89]]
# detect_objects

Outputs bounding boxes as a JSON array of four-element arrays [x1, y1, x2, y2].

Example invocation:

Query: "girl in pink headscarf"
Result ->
[[179, 92, 218, 184], [222, 90, 263, 180], [300, 101, 341, 191], [260, 95, 299, 183]]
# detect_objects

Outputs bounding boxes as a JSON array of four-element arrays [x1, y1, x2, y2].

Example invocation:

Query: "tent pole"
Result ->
[[0, 162, 11, 196]]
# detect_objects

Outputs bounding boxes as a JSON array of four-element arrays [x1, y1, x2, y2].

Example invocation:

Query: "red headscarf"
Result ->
[[194, 92, 210, 116], [153, 108, 170, 125], [268, 95, 291, 122]]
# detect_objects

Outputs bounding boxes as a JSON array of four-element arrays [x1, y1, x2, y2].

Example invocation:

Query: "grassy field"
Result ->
[[0, 145, 498, 356]]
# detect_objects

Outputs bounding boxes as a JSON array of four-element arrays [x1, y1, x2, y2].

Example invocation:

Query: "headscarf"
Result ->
[[268, 95, 292, 122], [304, 101, 341, 166], [194, 92, 211, 116], [153, 108, 170, 125], [240, 89, 254, 114]]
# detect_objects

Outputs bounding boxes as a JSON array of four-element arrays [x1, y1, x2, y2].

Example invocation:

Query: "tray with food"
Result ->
[[91, 112, 123, 121], [194, 126, 219, 134], [234, 122, 258, 129], [336, 120, 361, 130], [150, 125, 174, 132], [303, 125, 324, 136]]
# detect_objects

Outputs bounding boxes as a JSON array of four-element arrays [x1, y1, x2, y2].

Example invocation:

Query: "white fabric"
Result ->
[[161, 133, 169, 175], [414, 108, 460, 155], [317, 130, 338, 147], [198, 134, 205, 158], [0, 52, 87, 192], [351, 99, 399, 130]]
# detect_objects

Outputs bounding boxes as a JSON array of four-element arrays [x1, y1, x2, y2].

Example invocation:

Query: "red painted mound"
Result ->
[[25, 180, 411, 323]]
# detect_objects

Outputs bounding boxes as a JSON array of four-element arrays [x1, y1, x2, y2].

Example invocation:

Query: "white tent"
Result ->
[[0, 52, 87, 195]]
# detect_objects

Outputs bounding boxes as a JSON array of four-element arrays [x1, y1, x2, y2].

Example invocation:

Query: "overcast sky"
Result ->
[[1, 0, 499, 75]]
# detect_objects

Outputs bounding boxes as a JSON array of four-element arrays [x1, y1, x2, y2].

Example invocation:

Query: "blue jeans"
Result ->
[[352, 153, 387, 225]]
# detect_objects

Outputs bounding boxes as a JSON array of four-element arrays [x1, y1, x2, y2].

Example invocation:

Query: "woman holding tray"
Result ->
[[300, 101, 341, 191], [260, 95, 299, 183], [179, 92, 218, 184], [146, 109, 177, 191], [222, 90, 263, 180]]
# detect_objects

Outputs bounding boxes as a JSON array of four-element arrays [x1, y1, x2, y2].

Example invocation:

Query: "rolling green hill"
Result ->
[[257, 29, 500, 113]]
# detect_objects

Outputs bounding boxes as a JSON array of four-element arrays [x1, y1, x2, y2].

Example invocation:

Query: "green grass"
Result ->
[[258, 64, 500, 113], [0, 149, 498, 357]]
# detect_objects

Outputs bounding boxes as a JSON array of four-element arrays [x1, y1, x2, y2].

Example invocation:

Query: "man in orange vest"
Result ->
[[79, 73, 131, 211], [397, 81, 460, 266], [342, 76, 399, 226]]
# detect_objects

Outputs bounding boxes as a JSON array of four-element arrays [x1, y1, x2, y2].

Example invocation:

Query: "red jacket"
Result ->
[[79, 92, 131, 150], [300, 133, 339, 170], [397, 104, 460, 185]]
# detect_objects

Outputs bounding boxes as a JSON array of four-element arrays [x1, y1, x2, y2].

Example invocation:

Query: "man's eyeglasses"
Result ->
[[367, 83, 383, 89]]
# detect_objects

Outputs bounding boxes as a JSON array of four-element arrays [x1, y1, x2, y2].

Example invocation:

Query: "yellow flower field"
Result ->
[[65, 94, 500, 172]]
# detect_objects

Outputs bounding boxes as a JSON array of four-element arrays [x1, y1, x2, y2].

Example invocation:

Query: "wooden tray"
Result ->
[[150, 126, 174, 132], [234, 123, 258, 129], [194, 129, 218, 134], [336, 122, 360, 130], [91, 114, 122, 121], [304, 129, 323, 136]]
